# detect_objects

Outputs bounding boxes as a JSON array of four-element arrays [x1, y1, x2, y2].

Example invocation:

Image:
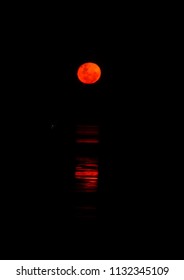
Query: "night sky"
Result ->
[[1, 5, 182, 260]]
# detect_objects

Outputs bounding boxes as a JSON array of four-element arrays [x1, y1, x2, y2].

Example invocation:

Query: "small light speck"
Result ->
[[48, 120, 57, 130]]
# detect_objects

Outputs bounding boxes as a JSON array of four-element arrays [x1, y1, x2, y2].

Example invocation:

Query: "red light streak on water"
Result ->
[[76, 138, 99, 144], [76, 125, 99, 136], [76, 125, 99, 145], [75, 157, 98, 192]]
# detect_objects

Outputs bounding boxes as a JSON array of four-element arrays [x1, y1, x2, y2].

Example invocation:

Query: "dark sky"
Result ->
[[19, 23, 151, 127], [6, 3, 164, 129]]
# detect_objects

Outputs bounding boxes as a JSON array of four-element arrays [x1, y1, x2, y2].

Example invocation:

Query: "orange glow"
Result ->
[[77, 62, 101, 84]]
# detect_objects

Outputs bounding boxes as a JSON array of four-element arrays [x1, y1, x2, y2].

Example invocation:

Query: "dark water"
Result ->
[[1, 118, 181, 260]]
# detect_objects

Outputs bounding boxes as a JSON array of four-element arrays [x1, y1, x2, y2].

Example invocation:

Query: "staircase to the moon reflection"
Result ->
[[71, 124, 99, 221]]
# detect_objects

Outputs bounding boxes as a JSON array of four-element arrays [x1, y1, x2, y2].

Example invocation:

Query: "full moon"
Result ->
[[77, 62, 101, 84]]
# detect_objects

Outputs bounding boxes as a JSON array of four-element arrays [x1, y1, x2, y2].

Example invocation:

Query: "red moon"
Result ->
[[77, 62, 101, 84]]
